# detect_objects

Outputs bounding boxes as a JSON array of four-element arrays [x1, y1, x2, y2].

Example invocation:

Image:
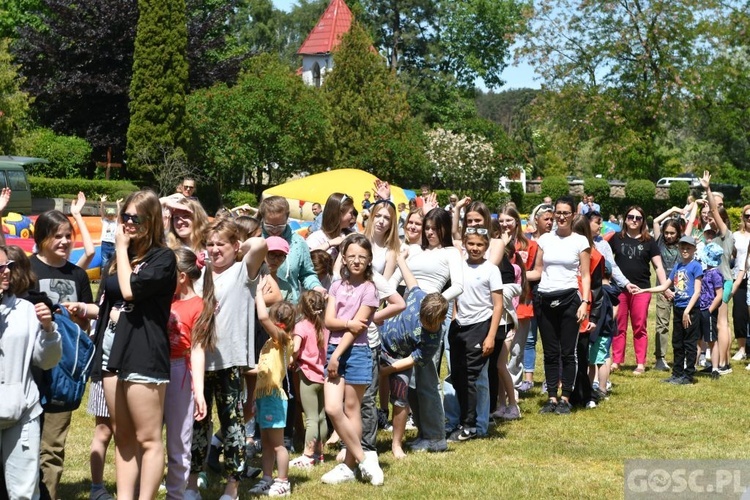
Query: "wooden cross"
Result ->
[[95, 146, 122, 180]]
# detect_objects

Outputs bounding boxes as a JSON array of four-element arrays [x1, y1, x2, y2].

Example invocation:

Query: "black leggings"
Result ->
[[732, 280, 749, 340], [536, 289, 581, 400]]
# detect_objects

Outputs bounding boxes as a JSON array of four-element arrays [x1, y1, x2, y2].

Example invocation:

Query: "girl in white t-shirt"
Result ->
[[448, 228, 504, 441], [527, 197, 591, 416]]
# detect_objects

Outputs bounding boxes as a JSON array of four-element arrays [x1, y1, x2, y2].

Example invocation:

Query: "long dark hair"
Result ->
[[621, 205, 651, 241], [321, 193, 354, 239], [422, 208, 453, 250], [33, 210, 75, 255], [174, 247, 217, 351]]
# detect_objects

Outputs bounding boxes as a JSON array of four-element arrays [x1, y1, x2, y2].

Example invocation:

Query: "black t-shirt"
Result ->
[[30, 255, 93, 304], [609, 233, 660, 288], [92, 246, 177, 380]]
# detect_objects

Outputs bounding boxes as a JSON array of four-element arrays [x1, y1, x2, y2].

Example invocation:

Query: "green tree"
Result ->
[[186, 54, 333, 198], [522, 0, 726, 180], [0, 0, 43, 39], [0, 38, 29, 154], [126, 0, 189, 181], [13, 128, 92, 178], [323, 22, 428, 186]]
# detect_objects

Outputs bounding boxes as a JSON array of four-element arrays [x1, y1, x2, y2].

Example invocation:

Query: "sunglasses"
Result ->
[[0, 261, 15, 273], [121, 212, 141, 225], [744, 213, 750, 220], [626, 214, 643, 222], [465, 227, 489, 235], [555, 211, 573, 218], [263, 222, 287, 232]]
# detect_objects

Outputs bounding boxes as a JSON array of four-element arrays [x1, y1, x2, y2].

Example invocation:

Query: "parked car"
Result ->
[[0, 156, 47, 214], [656, 175, 700, 188]]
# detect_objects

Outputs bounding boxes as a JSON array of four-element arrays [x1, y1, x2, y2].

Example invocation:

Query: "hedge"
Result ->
[[540, 175, 569, 201], [222, 190, 258, 209], [30, 177, 140, 200]]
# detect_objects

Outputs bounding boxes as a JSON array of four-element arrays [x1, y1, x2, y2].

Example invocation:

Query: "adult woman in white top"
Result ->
[[306, 193, 355, 258], [730, 203, 750, 360], [388, 203, 463, 451], [527, 196, 590, 415]]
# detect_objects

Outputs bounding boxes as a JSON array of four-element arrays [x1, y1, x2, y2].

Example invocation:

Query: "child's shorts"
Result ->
[[256, 393, 288, 429], [723, 280, 733, 304], [588, 335, 612, 365], [326, 343, 372, 385], [379, 350, 411, 408], [700, 309, 719, 343], [86, 380, 110, 418]]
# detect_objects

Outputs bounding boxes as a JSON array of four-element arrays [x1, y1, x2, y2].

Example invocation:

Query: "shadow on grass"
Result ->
[[58, 479, 116, 500]]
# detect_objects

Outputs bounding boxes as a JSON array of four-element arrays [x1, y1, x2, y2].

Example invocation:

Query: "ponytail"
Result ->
[[298, 290, 327, 349]]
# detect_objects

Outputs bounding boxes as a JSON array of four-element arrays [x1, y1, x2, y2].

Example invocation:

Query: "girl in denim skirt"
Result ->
[[321, 234, 382, 486]]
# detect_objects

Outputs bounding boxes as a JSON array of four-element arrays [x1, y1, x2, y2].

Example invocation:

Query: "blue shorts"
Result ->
[[588, 335, 612, 365], [723, 280, 733, 304], [326, 343, 372, 385], [256, 393, 288, 429]]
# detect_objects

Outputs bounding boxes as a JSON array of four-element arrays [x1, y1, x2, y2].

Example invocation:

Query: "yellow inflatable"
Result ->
[[2, 212, 34, 239], [263, 169, 411, 221]]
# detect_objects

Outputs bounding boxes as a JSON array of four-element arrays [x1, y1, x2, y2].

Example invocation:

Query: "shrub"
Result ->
[[433, 189, 509, 214], [727, 207, 742, 233], [13, 128, 92, 178], [625, 179, 656, 214], [222, 189, 258, 209], [583, 177, 610, 204], [668, 181, 691, 209], [540, 175, 570, 201], [30, 177, 139, 200], [522, 193, 544, 214], [509, 182, 524, 210], [740, 186, 750, 206]]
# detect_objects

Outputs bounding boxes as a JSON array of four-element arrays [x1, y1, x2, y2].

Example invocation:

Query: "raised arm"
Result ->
[[240, 236, 267, 280], [0, 187, 10, 215], [71, 192, 95, 269], [451, 196, 470, 242], [99, 194, 107, 218], [701, 170, 728, 236], [256, 279, 284, 343], [653, 206, 683, 239]]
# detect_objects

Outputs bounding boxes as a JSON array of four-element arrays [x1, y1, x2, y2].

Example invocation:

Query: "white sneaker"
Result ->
[[321, 463, 356, 484], [586, 400, 597, 409], [358, 454, 384, 486], [501, 405, 521, 421], [732, 350, 746, 361], [746, 363, 750, 371], [267, 479, 291, 497], [405, 414, 417, 430], [248, 477, 274, 496]]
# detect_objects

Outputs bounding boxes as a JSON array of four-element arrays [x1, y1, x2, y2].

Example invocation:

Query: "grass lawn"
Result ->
[[57, 298, 750, 499]]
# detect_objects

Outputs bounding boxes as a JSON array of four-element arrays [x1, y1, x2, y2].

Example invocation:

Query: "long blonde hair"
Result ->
[[363, 200, 400, 253]]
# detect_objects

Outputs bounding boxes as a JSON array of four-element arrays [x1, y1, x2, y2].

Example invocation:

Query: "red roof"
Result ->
[[297, 0, 353, 56]]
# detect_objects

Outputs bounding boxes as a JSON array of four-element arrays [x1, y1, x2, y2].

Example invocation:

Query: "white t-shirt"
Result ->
[[732, 230, 750, 278], [367, 272, 396, 348], [456, 260, 503, 325], [101, 217, 117, 244], [537, 231, 589, 293], [388, 246, 464, 300]]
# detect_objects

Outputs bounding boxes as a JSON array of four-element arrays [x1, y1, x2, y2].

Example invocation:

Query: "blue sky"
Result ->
[[272, 0, 540, 90]]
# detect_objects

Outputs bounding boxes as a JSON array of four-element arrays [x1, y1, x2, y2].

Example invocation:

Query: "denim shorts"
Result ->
[[588, 335, 612, 365], [120, 372, 169, 384], [256, 393, 288, 429], [326, 343, 372, 385]]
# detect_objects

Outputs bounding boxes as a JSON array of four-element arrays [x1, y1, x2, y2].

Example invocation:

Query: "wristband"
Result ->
[[581, 299, 590, 304]]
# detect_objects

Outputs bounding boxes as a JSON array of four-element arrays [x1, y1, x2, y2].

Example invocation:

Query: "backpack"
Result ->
[[40, 306, 95, 413]]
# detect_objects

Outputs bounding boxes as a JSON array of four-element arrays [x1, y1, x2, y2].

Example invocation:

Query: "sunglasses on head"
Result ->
[[121, 212, 141, 224], [465, 227, 489, 235], [0, 261, 15, 273]]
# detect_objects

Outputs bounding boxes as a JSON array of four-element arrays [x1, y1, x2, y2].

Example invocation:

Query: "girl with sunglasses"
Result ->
[[527, 197, 591, 415], [91, 189, 178, 500], [609, 206, 667, 375]]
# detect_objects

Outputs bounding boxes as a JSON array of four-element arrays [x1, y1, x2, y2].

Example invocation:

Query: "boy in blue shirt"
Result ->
[[638, 235, 703, 384], [379, 255, 449, 458]]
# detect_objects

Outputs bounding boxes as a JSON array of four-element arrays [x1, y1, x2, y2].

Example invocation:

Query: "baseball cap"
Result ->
[[266, 236, 289, 254], [678, 235, 696, 246]]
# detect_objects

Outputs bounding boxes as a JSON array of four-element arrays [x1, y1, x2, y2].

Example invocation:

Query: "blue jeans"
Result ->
[[441, 305, 461, 433], [475, 363, 489, 436], [523, 316, 538, 372]]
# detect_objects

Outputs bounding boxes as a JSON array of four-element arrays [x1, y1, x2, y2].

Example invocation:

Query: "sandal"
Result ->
[[611, 363, 620, 371], [632, 366, 645, 375]]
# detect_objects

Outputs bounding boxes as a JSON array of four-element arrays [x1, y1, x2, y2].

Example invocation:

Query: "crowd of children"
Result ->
[[1, 168, 750, 498]]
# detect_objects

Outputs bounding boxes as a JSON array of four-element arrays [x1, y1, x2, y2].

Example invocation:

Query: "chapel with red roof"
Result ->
[[297, 0, 354, 87]]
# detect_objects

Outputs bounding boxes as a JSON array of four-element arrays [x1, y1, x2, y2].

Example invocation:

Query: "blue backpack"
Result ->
[[41, 306, 95, 413]]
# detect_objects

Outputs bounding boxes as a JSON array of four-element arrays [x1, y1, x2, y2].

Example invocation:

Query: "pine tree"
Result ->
[[0, 39, 29, 154], [324, 22, 427, 186], [126, 0, 189, 180]]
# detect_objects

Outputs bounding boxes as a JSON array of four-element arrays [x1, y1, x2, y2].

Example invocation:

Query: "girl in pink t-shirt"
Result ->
[[290, 290, 329, 468], [321, 234, 381, 486]]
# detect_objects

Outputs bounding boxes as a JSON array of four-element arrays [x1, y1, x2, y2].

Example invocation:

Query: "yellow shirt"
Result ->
[[254, 336, 293, 399]]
